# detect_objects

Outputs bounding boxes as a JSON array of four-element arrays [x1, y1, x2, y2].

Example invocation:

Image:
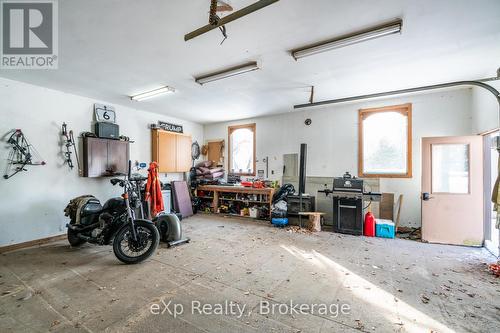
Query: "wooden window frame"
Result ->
[[228, 123, 256, 176], [358, 103, 412, 178]]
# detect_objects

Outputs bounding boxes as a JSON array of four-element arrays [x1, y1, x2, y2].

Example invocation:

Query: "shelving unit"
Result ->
[[196, 185, 275, 220]]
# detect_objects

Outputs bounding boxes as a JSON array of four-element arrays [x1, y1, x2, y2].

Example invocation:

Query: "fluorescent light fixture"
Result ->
[[195, 62, 260, 85], [291, 19, 402, 60], [130, 86, 175, 101]]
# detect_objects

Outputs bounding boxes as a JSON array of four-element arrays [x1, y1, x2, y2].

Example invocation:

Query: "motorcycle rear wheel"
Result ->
[[113, 221, 159, 264], [67, 221, 86, 247]]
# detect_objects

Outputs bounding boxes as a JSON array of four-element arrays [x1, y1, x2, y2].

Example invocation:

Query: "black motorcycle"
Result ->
[[64, 166, 159, 264]]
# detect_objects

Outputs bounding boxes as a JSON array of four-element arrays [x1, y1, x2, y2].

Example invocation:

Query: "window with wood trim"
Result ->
[[359, 103, 412, 178], [228, 123, 256, 176]]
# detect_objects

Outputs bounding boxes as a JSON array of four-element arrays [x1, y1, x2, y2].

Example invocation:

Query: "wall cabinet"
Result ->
[[83, 137, 130, 177], [152, 129, 192, 173]]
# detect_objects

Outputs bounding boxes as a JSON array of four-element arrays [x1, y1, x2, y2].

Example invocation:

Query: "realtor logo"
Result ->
[[1, 0, 58, 69]]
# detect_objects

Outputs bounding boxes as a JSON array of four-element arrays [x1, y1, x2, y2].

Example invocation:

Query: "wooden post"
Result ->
[[213, 190, 219, 213]]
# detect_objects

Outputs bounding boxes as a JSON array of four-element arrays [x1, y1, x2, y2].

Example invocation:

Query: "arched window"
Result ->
[[359, 104, 412, 178], [228, 123, 256, 176]]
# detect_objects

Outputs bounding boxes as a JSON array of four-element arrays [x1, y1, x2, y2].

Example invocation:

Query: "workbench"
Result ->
[[196, 185, 275, 220]]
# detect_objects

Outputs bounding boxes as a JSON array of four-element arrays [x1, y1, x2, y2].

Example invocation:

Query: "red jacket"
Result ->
[[145, 162, 164, 217]]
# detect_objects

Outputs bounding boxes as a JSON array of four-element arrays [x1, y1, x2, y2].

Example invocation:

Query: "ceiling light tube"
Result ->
[[195, 62, 260, 85], [291, 19, 402, 60], [130, 86, 175, 101]]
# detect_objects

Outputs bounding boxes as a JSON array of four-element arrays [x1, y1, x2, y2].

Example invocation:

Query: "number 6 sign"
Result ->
[[94, 103, 116, 123]]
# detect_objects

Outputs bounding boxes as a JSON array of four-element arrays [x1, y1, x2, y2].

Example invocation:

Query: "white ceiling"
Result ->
[[1, 0, 499, 124]]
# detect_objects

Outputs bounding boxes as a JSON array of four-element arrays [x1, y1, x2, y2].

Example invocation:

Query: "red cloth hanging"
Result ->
[[145, 162, 164, 218]]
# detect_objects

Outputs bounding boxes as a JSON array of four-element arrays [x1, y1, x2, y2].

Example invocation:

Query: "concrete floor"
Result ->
[[0, 215, 498, 333]]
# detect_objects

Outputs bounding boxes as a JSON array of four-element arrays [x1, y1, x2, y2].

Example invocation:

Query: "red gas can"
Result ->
[[364, 212, 375, 237]]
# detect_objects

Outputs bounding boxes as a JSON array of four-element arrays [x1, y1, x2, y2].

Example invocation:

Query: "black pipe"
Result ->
[[298, 144, 307, 228], [299, 144, 307, 194]]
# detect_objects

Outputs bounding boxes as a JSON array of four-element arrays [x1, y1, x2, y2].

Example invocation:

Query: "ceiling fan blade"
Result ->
[[217, 1, 233, 12]]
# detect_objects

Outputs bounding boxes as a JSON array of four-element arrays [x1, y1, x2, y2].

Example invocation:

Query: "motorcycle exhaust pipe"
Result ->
[[67, 221, 101, 232], [76, 234, 99, 244]]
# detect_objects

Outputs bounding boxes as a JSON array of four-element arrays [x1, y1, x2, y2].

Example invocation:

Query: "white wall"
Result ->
[[471, 81, 500, 134], [204, 88, 474, 228], [0, 78, 203, 246]]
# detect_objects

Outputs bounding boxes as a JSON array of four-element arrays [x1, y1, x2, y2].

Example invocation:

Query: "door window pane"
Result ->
[[431, 144, 469, 194]]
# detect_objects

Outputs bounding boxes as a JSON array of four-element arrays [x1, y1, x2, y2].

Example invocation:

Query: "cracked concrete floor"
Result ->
[[0, 215, 499, 333]]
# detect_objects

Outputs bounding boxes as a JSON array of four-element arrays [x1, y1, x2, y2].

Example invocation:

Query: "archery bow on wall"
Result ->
[[61, 122, 81, 172], [3, 129, 46, 179]]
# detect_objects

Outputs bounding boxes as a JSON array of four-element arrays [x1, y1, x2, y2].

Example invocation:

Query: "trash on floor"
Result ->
[[397, 226, 422, 241], [488, 263, 500, 277], [285, 226, 312, 234]]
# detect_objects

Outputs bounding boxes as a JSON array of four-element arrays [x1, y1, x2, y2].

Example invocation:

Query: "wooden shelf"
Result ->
[[219, 198, 268, 204], [196, 185, 275, 220]]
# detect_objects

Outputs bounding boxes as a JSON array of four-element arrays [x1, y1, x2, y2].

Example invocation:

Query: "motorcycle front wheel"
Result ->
[[113, 220, 160, 264]]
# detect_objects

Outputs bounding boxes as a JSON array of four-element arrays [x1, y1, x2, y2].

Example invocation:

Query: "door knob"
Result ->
[[422, 192, 434, 201]]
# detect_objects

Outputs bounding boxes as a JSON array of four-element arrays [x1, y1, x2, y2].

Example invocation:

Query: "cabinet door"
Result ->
[[207, 140, 224, 165], [157, 131, 177, 173], [83, 137, 108, 177], [107, 140, 130, 175], [176, 134, 192, 172]]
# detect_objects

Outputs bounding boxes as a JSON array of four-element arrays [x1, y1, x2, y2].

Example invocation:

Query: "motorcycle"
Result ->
[[64, 163, 160, 264]]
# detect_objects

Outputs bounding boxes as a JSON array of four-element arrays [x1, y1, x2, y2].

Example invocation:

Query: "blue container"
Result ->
[[375, 220, 395, 239], [272, 218, 288, 227]]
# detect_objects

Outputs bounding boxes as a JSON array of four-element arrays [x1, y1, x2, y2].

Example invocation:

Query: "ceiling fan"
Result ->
[[209, 0, 233, 44], [185, 0, 279, 43]]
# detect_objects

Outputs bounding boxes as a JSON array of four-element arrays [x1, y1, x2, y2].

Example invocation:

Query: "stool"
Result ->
[[298, 212, 325, 232]]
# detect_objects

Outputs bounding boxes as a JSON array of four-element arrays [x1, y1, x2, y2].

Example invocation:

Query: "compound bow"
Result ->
[[3, 129, 46, 179], [61, 122, 80, 172]]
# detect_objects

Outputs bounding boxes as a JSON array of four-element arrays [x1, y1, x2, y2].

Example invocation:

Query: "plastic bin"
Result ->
[[271, 218, 288, 227], [249, 207, 258, 218], [375, 219, 395, 239]]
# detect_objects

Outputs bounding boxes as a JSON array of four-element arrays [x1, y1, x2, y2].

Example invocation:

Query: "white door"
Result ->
[[421, 136, 484, 246]]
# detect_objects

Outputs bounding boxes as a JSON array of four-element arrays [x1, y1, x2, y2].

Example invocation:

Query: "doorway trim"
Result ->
[[482, 130, 500, 257]]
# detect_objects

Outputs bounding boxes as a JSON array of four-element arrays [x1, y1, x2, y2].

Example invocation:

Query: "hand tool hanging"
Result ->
[[3, 129, 46, 179], [61, 122, 80, 172]]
